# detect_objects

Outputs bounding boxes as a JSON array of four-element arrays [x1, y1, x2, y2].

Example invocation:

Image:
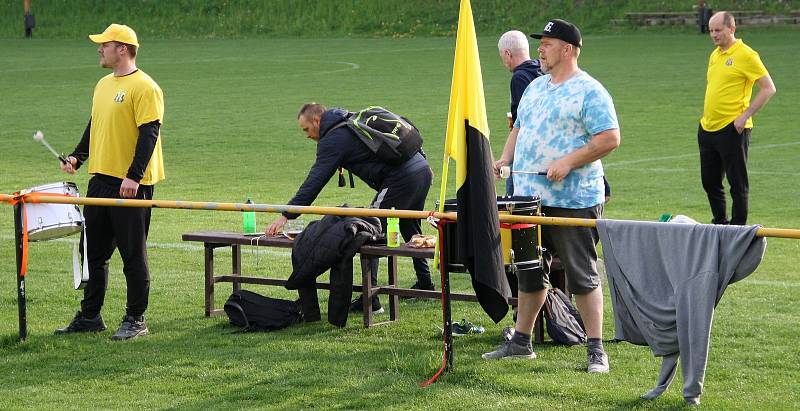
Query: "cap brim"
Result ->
[[89, 33, 111, 44], [530, 33, 544, 39]]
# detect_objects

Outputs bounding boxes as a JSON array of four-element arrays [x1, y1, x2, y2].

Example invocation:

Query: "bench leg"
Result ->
[[232, 244, 242, 293], [204, 244, 215, 317], [361, 255, 373, 328], [388, 256, 399, 322]]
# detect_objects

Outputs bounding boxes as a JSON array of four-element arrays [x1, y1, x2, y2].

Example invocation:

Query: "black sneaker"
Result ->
[[54, 311, 107, 334], [349, 295, 384, 314], [400, 281, 436, 299], [111, 315, 149, 341]]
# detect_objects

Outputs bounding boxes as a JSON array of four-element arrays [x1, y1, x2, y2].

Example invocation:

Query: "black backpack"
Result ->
[[346, 106, 424, 165], [543, 288, 587, 345], [224, 290, 302, 332]]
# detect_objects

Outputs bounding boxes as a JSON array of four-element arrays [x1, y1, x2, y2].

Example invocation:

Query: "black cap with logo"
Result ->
[[530, 19, 582, 48]]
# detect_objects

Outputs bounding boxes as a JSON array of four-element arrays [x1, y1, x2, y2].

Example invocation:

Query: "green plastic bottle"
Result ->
[[243, 198, 256, 234], [387, 208, 400, 248]]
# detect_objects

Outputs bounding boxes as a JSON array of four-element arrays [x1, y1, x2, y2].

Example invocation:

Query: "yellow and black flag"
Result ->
[[442, 0, 509, 323]]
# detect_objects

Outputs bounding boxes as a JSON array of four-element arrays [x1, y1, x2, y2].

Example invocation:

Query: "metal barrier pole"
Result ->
[[14, 202, 27, 341]]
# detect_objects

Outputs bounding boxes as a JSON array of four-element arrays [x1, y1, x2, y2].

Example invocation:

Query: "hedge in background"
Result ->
[[1, 0, 796, 39]]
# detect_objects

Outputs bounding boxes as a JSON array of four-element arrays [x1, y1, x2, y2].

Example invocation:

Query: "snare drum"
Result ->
[[438, 196, 542, 277], [21, 182, 84, 242]]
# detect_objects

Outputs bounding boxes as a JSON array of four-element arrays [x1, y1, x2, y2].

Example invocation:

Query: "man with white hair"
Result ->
[[497, 30, 543, 196]]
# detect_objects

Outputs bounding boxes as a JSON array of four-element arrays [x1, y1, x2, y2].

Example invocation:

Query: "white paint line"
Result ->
[[607, 167, 800, 177], [0, 235, 291, 257], [605, 141, 800, 168]]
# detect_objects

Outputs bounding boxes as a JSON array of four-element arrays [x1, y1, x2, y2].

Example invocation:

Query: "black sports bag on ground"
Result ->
[[543, 288, 587, 345], [224, 290, 302, 332]]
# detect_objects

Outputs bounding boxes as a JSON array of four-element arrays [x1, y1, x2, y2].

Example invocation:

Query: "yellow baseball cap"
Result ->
[[89, 24, 139, 47]]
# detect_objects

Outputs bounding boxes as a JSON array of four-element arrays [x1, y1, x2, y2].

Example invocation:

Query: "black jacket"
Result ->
[[510, 59, 543, 122], [286, 213, 382, 327], [283, 108, 427, 219]]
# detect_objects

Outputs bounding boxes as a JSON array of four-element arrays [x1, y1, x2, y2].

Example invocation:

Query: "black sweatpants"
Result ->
[[698, 123, 751, 225], [369, 164, 434, 287], [80, 175, 153, 318]]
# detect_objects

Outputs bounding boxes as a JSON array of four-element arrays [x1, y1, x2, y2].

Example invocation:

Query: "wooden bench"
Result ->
[[182, 231, 560, 341]]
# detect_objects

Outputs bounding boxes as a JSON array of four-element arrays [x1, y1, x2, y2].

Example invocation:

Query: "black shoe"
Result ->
[[349, 295, 384, 314], [111, 315, 149, 341], [54, 311, 107, 334], [400, 281, 436, 299]]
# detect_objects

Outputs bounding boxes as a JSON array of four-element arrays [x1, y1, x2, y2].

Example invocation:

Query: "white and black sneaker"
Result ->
[[111, 315, 149, 341], [348, 295, 384, 314]]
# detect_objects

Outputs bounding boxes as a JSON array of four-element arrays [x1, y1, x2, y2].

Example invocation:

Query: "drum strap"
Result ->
[[72, 232, 90, 289], [9, 192, 78, 276], [499, 223, 535, 230]]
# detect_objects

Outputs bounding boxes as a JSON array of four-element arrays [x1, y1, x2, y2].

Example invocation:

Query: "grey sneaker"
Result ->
[[111, 315, 149, 341], [587, 349, 609, 373], [54, 311, 107, 334], [481, 340, 536, 360]]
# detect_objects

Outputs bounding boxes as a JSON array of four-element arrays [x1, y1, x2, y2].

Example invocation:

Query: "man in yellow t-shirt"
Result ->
[[56, 23, 165, 341], [699, 11, 775, 225]]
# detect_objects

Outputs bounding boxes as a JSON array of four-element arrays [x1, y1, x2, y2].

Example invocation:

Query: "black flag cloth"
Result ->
[[442, 0, 510, 323]]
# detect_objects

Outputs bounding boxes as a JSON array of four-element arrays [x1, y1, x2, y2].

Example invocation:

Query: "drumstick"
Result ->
[[33, 131, 68, 164], [499, 166, 547, 179]]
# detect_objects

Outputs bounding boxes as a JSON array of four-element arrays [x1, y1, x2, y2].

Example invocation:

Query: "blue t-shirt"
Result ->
[[513, 71, 618, 209]]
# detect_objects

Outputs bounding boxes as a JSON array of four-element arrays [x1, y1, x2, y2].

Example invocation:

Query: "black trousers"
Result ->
[[369, 165, 434, 287], [698, 123, 751, 225], [80, 175, 153, 318]]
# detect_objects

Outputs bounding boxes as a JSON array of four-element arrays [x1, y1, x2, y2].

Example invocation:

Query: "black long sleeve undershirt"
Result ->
[[127, 120, 161, 182], [70, 118, 161, 183]]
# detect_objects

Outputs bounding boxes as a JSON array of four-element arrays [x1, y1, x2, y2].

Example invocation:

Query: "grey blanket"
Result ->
[[596, 220, 766, 405]]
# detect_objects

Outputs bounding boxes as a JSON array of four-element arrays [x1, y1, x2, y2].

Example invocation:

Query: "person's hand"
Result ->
[[266, 215, 288, 236], [493, 158, 510, 180], [119, 178, 140, 198], [546, 158, 573, 182], [733, 114, 748, 134], [60, 156, 77, 174]]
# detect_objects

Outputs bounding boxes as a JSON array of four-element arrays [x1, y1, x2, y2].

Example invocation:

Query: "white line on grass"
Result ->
[[605, 141, 800, 168], [0, 235, 291, 257], [607, 167, 800, 177]]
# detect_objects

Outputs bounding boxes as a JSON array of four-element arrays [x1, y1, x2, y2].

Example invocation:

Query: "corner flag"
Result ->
[[442, 0, 509, 323]]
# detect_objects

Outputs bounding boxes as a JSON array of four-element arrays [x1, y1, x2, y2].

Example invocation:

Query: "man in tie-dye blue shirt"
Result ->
[[486, 19, 620, 374], [513, 72, 617, 207]]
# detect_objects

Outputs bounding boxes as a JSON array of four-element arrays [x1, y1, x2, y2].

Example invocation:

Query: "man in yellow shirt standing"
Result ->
[[56, 24, 165, 340], [699, 11, 775, 225]]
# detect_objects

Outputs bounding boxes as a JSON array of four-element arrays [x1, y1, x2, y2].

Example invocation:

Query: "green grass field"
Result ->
[[1, 29, 799, 409]]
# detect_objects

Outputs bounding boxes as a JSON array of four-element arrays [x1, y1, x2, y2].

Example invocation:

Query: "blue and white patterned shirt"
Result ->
[[513, 70, 619, 208]]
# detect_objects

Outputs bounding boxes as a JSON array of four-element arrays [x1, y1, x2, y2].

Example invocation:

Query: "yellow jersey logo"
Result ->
[[114, 91, 126, 103]]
